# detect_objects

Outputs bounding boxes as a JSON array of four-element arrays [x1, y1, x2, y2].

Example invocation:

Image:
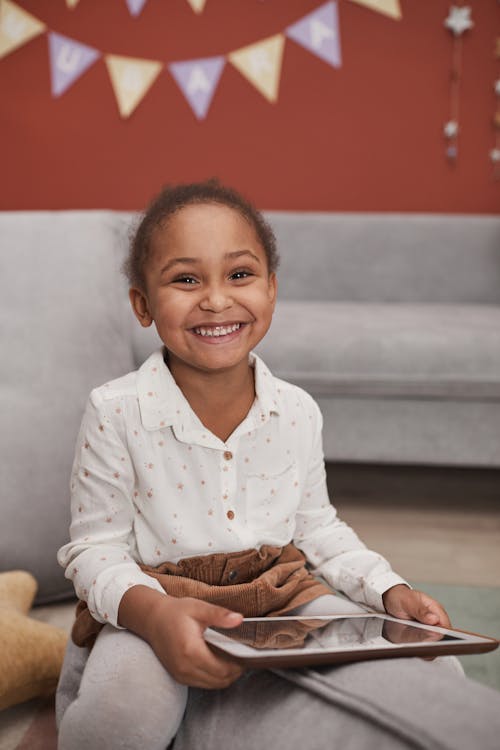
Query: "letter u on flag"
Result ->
[[0, 0, 45, 60], [169, 56, 225, 119], [286, 0, 342, 68], [228, 34, 285, 103], [48, 32, 100, 97]]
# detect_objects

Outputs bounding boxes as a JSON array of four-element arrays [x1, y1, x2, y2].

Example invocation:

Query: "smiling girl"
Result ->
[[56, 180, 500, 750]]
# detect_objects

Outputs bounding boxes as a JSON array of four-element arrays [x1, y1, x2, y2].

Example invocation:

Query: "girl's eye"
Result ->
[[230, 270, 253, 281], [172, 276, 198, 285]]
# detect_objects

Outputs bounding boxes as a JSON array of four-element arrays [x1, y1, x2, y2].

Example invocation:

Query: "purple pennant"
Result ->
[[48, 32, 100, 97], [125, 0, 148, 16], [169, 57, 225, 120], [286, 0, 342, 68]]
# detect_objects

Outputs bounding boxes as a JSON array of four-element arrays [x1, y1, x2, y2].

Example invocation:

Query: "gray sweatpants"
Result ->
[[56, 596, 500, 750]]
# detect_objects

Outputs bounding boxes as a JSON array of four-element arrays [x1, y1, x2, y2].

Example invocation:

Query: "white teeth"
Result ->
[[194, 323, 241, 337]]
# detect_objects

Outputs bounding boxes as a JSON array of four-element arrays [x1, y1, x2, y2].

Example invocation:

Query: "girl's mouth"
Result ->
[[192, 323, 243, 338]]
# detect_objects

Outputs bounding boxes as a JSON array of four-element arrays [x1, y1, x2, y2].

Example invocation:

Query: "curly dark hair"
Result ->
[[123, 178, 279, 291]]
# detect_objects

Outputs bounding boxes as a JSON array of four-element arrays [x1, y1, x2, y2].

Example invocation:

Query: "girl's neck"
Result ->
[[166, 353, 256, 443]]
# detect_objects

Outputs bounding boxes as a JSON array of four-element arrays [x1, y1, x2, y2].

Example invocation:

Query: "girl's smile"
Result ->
[[129, 202, 277, 384], [190, 321, 246, 342]]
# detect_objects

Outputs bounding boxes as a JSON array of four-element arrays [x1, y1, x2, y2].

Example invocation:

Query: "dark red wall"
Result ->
[[1, 0, 498, 212]]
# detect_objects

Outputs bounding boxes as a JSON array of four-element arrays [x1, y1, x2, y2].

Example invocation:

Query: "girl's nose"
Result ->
[[199, 284, 232, 313]]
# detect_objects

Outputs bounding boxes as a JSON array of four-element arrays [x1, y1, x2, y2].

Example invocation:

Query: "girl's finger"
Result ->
[[426, 602, 451, 628], [418, 594, 451, 628], [180, 641, 243, 684], [178, 659, 244, 689]]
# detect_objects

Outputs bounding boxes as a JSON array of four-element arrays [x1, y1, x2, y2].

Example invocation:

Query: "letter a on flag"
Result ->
[[169, 56, 225, 119], [228, 34, 285, 103], [48, 32, 100, 97], [0, 0, 45, 60], [105, 55, 162, 118], [286, 1, 341, 68]]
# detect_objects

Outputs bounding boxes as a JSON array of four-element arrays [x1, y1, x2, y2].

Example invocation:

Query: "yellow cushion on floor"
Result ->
[[0, 571, 68, 710]]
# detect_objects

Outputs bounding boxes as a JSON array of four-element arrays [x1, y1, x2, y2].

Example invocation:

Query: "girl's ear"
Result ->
[[268, 272, 278, 308], [129, 288, 153, 328]]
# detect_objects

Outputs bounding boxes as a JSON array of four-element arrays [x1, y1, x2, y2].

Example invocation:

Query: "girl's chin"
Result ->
[[166, 349, 251, 375]]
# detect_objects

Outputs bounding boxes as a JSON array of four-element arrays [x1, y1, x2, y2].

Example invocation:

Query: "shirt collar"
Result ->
[[137, 348, 280, 434], [250, 351, 281, 420]]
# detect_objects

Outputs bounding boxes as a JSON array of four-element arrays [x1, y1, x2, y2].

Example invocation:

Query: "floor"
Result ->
[[1, 463, 499, 749], [326, 463, 500, 587]]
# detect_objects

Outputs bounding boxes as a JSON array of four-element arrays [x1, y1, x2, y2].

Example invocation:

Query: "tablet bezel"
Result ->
[[204, 614, 499, 669]]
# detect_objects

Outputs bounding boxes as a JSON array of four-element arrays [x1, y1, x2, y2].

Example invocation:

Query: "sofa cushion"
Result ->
[[255, 302, 500, 399], [0, 211, 135, 604], [267, 212, 500, 304]]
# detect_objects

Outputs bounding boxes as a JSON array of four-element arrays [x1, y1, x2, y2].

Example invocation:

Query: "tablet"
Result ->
[[204, 614, 499, 669]]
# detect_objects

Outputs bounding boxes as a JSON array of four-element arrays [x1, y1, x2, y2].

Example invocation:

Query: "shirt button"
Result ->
[[224, 451, 233, 460], [226, 510, 235, 520], [227, 569, 238, 582]]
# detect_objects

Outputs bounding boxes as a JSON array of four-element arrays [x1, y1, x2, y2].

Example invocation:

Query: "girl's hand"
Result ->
[[146, 596, 245, 689], [382, 584, 451, 628]]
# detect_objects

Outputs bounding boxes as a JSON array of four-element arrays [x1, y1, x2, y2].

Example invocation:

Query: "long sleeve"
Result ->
[[57, 389, 166, 628], [293, 399, 408, 611]]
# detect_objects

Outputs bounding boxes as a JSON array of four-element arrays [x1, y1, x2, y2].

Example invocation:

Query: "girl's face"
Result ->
[[130, 202, 277, 380]]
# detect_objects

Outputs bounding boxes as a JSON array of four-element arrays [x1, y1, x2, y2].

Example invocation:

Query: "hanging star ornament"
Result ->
[[443, 120, 458, 138], [444, 6, 473, 36], [495, 79, 500, 96], [489, 148, 500, 163]]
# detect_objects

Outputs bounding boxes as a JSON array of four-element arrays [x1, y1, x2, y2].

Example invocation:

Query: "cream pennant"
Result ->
[[0, 0, 45, 60], [105, 55, 161, 118], [65, 0, 80, 9], [186, 0, 207, 13], [349, 0, 401, 20], [228, 34, 285, 103]]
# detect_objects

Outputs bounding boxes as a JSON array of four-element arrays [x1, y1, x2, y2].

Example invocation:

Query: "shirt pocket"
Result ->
[[245, 459, 300, 540]]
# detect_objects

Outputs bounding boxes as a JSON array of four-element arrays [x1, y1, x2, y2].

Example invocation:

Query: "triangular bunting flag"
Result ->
[[65, 0, 80, 8], [286, 1, 341, 68], [0, 0, 45, 60], [105, 55, 161, 118], [228, 34, 285, 103], [169, 56, 225, 119], [125, 0, 148, 17], [348, 0, 402, 21], [48, 32, 100, 97], [186, 0, 207, 13]]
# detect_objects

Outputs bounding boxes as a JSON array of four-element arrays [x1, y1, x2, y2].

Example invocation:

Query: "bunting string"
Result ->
[[0, 0, 402, 119]]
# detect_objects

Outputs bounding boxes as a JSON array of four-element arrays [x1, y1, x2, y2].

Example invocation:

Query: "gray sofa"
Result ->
[[1, 210, 499, 604]]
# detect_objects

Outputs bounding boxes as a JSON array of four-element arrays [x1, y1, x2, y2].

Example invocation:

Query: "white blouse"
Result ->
[[58, 349, 407, 628]]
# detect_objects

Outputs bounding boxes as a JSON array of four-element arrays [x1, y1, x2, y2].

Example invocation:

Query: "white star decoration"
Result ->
[[444, 6, 474, 36], [490, 149, 500, 164], [495, 79, 500, 96], [443, 120, 459, 138]]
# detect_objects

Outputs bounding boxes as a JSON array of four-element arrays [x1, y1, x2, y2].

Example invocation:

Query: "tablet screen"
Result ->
[[206, 615, 498, 667], [210, 616, 461, 651]]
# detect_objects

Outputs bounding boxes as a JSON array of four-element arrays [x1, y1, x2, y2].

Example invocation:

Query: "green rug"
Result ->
[[411, 582, 500, 691]]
